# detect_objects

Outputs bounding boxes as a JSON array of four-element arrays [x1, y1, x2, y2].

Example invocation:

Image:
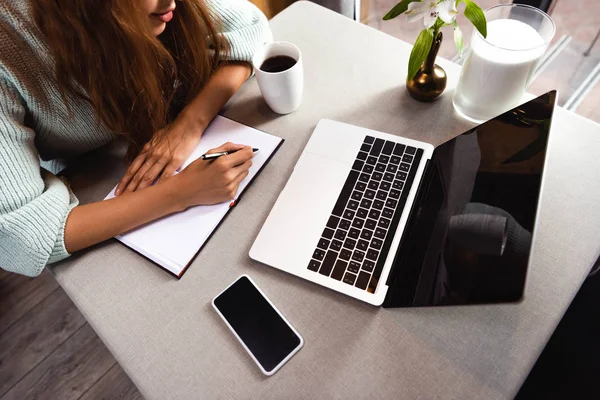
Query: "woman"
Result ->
[[0, 0, 272, 276]]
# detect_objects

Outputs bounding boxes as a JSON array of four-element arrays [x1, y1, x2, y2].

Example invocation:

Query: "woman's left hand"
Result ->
[[115, 119, 202, 196]]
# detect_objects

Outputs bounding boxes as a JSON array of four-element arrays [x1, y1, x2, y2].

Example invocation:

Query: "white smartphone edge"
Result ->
[[212, 274, 304, 376]]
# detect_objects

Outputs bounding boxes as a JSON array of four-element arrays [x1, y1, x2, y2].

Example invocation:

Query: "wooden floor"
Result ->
[[0, 268, 142, 400]]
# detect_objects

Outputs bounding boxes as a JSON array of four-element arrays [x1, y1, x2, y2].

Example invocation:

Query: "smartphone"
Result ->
[[212, 275, 304, 376]]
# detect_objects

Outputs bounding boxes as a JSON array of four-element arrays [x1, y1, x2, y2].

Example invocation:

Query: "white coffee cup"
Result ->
[[252, 41, 303, 115]]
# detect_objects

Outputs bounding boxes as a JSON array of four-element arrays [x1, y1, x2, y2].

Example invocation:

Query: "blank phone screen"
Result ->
[[214, 276, 301, 372]]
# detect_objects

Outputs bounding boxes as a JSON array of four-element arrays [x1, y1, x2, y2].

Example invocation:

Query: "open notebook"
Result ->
[[105, 116, 283, 278]]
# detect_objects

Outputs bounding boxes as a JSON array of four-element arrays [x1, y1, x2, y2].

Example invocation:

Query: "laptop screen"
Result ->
[[385, 91, 557, 307]]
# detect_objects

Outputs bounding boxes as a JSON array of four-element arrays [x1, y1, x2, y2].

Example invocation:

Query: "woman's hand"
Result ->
[[173, 142, 254, 209], [115, 119, 201, 196]]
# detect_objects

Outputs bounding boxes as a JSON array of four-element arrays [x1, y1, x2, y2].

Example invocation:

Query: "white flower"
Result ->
[[406, 0, 458, 29]]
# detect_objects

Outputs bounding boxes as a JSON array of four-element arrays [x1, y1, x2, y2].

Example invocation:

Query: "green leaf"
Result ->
[[383, 0, 420, 21], [407, 28, 434, 81], [454, 25, 464, 58], [464, 0, 487, 38]]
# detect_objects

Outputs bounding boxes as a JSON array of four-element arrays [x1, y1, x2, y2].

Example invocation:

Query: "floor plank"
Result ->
[[0, 287, 87, 396], [80, 363, 143, 400], [1, 323, 116, 400], [0, 269, 59, 336]]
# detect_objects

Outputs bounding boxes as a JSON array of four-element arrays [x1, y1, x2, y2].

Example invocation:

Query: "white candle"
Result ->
[[453, 19, 547, 122]]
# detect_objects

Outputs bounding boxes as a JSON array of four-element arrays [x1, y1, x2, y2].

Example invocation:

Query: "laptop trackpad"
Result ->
[[250, 151, 351, 274]]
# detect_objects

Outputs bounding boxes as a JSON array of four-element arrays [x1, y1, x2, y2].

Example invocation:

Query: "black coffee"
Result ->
[[260, 55, 297, 73]]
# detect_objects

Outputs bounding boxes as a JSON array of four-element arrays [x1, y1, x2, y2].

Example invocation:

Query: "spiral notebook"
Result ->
[[104, 116, 283, 278]]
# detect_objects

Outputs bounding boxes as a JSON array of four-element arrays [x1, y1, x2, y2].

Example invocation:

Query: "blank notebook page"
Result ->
[[104, 116, 282, 277]]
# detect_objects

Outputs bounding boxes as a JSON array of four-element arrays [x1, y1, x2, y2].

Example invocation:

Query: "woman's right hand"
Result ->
[[172, 142, 254, 210]]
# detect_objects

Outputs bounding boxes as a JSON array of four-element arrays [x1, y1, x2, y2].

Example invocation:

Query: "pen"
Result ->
[[201, 148, 259, 161]]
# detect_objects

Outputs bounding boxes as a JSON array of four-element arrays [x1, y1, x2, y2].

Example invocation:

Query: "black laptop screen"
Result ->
[[384, 91, 557, 307]]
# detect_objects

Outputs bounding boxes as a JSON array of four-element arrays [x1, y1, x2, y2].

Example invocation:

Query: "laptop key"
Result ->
[[343, 209, 355, 220], [389, 189, 400, 199], [362, 164, 374, 174], [385, 198, 398, 209], [348, 228, 361, 239], [344, 238, 357, 249], [379, 154, 390, 164], [330, 260, 348, 280], [376, 190, 387, 201], [366, 156, 378, 165], [366, 249, 379, 261], [318, 238, 330, 250], [360, 143, 370, 152], [351, 191, 362, 201], [405, 146, 416, 155], [340, 248, 352, 261], [352, 250, 365, 262], [365, 218, 377, 230], [382, 141, 395, 155], [392, 180, 404, 190], [364, 136, 375, 144], [383, 172, 395, 182], [364, 189, 375, 199], [368, 209, 381, 220], [330, 239, 343, 251], [372, 172, 383, 181], [356, 208, 368, 219], [347, 200, 359, 210], [339, 219, 351, 230], [318, 250, 338, 276], [374, 228, 386, 239], [378, 217, 391, 229], [375, 163, 386, 173], [334, 229, 347, 241], [390, 155, 401, 165], [352, 160, 364, 171], [355, 271, 371, 290], [360, 199, 372, 209], [327, 215, 340, 229], [393, 143, 405, 155], [359, 173, 370, 182], [308, 259, 320, 272], [397, 172, 407, 181], [362, 259, 375, 272], [382, 207, 394, 219], [357, 151, 368, 160], [399, 163, 410, 172], [402, 154, 413, 163], [387, 164, 398, 174], [360, 229, 373, 241], [371, 238, 383, 250], [322, 228, 335, 239], [313, 248, 325, 261], [370, 138, 384, 156], [355, 181, 367, 191], [368, 181, 379, 190], [348, 261, 361, 274], [380, 181, 391, 191], [357, 239, 369, 251], [373, 200, 384, 210], [352, 218, 365, 229], [343, 272, 357, 285]]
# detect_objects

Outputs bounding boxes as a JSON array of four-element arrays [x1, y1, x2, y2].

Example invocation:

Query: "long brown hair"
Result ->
[[30, 0, 229, 158]]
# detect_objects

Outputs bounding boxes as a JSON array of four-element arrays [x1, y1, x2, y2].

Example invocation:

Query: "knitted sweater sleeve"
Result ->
[[208, 0, 273, 62], [0, 74, 79, 277]]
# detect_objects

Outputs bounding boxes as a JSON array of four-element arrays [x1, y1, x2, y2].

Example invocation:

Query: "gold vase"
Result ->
[[406, 32, 447, 102]]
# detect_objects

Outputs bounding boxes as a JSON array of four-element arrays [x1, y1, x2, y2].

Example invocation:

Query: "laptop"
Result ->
[[250, 91, 557, 307]]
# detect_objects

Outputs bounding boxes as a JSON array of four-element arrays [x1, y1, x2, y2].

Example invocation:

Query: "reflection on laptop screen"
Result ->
[[384, 91, 557, 307]]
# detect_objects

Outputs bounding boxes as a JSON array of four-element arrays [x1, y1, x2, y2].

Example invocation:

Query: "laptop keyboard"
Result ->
[[307, 136, 423, 294]]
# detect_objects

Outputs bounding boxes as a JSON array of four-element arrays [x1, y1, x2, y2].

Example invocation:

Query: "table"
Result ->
[[52, 2, 600, 399]]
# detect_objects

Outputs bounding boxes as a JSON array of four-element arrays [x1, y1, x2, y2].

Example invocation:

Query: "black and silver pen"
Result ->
[[201, 148, 259, 161]]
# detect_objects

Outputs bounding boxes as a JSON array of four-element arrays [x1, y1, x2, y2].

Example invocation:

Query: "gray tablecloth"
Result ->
[[52, 2, 600, 399]]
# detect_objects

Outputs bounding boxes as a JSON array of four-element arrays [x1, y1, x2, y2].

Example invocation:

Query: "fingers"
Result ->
[[116, 153, 146, 196], [206, 142, 245, 155], [136, 158, 169, 191], [217, 145, 254, 168], [225, 164, 251, 200], [157, 163, 179, 184]]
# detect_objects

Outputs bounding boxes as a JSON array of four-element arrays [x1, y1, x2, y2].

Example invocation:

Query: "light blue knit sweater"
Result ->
[[0, 0, 272, 277]]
